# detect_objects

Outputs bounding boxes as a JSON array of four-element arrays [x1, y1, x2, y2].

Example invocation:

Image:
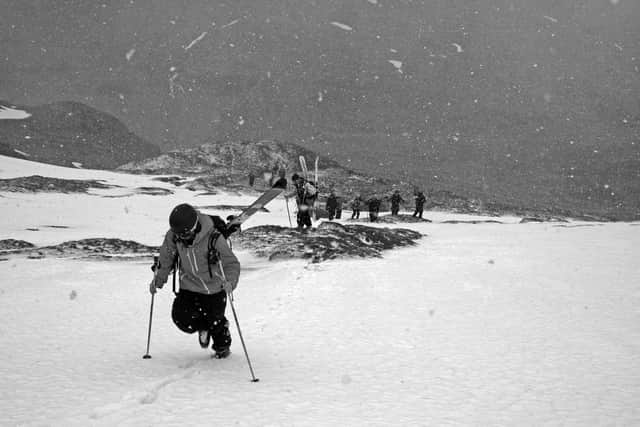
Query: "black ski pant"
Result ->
[[391, 205, 399, 215], [297, 205, 313, 228], [171, 289, 231, 351], [413, 208, 424, 218], [351, 209, 360, 219]]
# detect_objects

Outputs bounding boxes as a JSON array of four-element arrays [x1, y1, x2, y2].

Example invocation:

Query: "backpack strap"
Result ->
[[207, 229, 221, 278], [168, 235, 180, 295]]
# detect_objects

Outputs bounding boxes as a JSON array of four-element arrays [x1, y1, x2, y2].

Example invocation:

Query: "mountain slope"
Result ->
[[0, 101, 160, 168]]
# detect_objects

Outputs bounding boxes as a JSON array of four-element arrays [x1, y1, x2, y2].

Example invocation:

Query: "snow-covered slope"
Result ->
[[0, 155, 638, 426]]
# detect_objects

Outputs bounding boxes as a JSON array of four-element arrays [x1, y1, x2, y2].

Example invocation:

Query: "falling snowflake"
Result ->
[[388, 60, 403, 73], [330, 22, 353, 31]]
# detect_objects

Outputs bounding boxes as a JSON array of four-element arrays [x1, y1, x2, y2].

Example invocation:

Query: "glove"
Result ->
[[149, 278, 163, 294], [221, 279, 234, 294], [226, 222, 241, 235]]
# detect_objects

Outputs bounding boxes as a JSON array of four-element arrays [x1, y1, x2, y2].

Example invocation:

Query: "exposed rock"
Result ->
[[0, 238, 157, 259], [135, 187, 173, 196], [0, 224, 423, 263], [234, 223, 424, 263], [151, 176, 187, 186], [0, 175, 117, 193], [0, 239, 36, 251], [520, 216, 569, 224]]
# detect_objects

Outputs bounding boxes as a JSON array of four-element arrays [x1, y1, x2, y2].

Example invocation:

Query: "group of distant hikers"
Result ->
[[347, 189, 426, 222], [279, 171, 428, 227], [145, 167, 429, 362], [281, 171, 429, 226]]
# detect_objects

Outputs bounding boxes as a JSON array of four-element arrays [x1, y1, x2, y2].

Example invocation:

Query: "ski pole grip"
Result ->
[[151, 255, 160, 277]]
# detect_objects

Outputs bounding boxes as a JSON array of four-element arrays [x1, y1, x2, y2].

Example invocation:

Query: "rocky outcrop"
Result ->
[[0, 223, 423, 263]]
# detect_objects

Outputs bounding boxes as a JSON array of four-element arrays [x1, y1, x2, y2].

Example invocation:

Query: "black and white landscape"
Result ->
[[0, 1, 639, 425]]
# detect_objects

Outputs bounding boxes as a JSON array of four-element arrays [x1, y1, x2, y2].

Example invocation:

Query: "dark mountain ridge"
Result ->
[[0, 100, 160, 169]]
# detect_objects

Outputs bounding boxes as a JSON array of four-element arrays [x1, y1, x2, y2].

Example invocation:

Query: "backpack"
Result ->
[[297, 180, 317, 203]]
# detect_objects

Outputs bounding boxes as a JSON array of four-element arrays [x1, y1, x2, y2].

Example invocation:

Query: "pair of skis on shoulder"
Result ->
[[298, 155, 318, 185], [228, 186, 285, 226], [299, 155, 325, 219]]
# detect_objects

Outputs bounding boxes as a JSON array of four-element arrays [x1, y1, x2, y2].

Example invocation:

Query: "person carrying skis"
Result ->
[[149, 203, 240, 358], [351, 195, 362, 219], [325, 191, 338, 220], [390, 190, 404, 216], [285, 173, 317, 229], [413, 190, 427, 219], [367, 195, 381, 222]]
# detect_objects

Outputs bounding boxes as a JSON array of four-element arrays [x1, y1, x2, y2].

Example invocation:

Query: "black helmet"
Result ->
[[291, 173, 300, 180], [169, 203, 198, 235]]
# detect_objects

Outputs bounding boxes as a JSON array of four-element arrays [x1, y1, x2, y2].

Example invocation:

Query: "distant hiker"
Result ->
[[325, 191, 338, 220], [248, 172, 255, 187], [286, 173, 317, 229], [413, 190, 427, 219], [149, 203, 240, 358], [367, 195, 381, 222], [272, 168, 287, 189], [335, 197, 343, 219], [351, 195, 362, 219], [390, 190, 404, 216], [268, 163, 279, 186]]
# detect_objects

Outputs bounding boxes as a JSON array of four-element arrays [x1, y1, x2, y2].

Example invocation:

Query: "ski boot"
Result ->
[[198, 330, 210, 348]]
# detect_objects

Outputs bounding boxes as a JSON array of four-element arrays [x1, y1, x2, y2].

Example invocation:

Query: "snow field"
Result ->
[[0, 155, 639, 425]]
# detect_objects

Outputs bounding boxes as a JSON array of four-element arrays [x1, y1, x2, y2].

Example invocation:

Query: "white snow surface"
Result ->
[[0, 155, 639, 426]]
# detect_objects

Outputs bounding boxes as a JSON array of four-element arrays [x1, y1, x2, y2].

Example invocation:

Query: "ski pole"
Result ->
[[143, 255, 159, 359], [218, 260, 260, 382], [285, 197, 292, 227]]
